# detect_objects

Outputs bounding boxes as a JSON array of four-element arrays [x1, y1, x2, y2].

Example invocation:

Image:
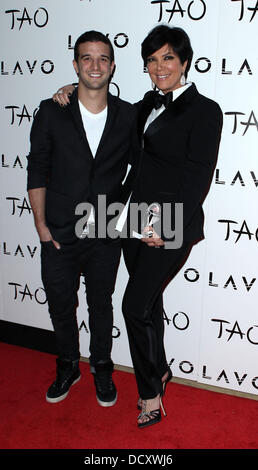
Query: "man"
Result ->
[[27, 31, 138, 406]]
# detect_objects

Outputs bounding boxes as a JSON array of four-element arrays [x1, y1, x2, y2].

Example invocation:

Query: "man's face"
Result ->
[[73, 41, 115, 91]]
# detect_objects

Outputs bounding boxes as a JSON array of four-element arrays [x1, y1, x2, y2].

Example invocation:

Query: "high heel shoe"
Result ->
[[137, 395, 166, 429], [162, 367, 172, 395], [137, 367, 172, 410]]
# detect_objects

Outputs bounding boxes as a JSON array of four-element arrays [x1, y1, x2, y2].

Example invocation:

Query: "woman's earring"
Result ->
[[180, 73, 186, 86]]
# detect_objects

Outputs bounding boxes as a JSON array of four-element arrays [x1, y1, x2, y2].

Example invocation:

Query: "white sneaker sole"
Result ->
[[96, 392, 117, 407]]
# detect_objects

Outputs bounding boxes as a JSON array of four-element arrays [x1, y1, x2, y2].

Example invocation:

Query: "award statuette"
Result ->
[[132, 202, 161, 239]]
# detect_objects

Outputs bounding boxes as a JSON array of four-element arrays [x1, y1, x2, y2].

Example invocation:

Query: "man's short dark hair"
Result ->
[[141, 25, 193, 79], [74, 30, 115, 63]]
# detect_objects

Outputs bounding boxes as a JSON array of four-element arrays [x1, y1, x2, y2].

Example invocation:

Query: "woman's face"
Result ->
[[146, 43, 187, 94]]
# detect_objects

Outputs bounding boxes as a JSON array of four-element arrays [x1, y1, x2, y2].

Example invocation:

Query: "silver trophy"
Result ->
[[142, 202, 161, 238]]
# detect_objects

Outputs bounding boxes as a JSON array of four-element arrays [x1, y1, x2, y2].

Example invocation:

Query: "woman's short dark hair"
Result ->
[[141, 25, 193, 78], [74, 30, 115, 63]]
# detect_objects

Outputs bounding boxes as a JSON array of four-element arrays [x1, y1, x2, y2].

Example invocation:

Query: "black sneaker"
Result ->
[[91, 360, 117, 407], [46, 358, 81, 403]]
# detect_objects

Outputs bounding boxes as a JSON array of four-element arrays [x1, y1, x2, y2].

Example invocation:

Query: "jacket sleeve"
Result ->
[[178, 100, 223, 229], [27, 100, 52, 190]]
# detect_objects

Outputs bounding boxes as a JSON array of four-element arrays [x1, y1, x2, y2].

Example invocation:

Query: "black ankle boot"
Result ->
[[91, 360, 117, 407], [46, 358, 81, 403]]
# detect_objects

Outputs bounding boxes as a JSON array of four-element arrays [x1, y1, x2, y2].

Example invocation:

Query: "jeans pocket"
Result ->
[[40, 240, 61, 251]]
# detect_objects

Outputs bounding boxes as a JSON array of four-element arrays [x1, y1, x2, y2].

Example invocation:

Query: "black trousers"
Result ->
[[122, 237, 192, 400], [41, 238, 121, 365]]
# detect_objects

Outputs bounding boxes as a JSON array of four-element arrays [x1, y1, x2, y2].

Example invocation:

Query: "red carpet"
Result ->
[[0, 342, 257, 450]]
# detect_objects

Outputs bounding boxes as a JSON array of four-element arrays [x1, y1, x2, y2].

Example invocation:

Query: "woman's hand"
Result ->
[[53, 84, 75, 106], [141, 226, 165, 248]]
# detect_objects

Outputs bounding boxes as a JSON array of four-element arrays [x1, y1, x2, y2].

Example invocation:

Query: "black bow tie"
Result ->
[[153, 91, 173, 110]]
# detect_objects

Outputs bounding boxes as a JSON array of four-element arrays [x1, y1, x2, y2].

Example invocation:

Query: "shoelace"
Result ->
[[95, 372, 113, 392]]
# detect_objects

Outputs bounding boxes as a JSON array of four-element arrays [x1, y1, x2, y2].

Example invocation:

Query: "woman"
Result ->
[[53, 25, 223, 428]]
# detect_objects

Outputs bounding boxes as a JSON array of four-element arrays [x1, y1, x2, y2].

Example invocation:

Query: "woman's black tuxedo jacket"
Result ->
[[132, 83, 223, 243], [27, 89, 138, 243]]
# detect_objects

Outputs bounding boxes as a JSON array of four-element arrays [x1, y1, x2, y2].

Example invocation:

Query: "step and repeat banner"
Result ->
[[0, 0, 257, 395]]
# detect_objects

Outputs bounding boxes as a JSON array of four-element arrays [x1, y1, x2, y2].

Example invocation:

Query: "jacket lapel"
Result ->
[[143, 83, 199, 139], [68, 90, 119, 161], [136, 91, 157, 140], [94, 92, 118, 160], [68, 88, 94, 160]]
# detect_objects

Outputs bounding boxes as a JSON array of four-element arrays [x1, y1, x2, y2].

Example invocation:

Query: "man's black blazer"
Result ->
[[131, 83, 223, 243], [27, 89, 138, 242]]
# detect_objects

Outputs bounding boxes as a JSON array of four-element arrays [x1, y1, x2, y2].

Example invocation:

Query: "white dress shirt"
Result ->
[[79, 101, 107, 227], [144, 82, 192, 133], [79, 100, 107, 157]]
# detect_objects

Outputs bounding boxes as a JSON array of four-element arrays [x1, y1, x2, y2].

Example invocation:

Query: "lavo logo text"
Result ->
[[1, 60, 54, 76], [79, 320, 120, 339], [169, 358, 258, 391], [68, 33, 129, 50], [2, 154, 25, 169], [194, 57, 252, 75], [1, 242, 38, 259], [184, 268, 256, 292], [144, 57, 254, 78], [214, 169, 258, 188]]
